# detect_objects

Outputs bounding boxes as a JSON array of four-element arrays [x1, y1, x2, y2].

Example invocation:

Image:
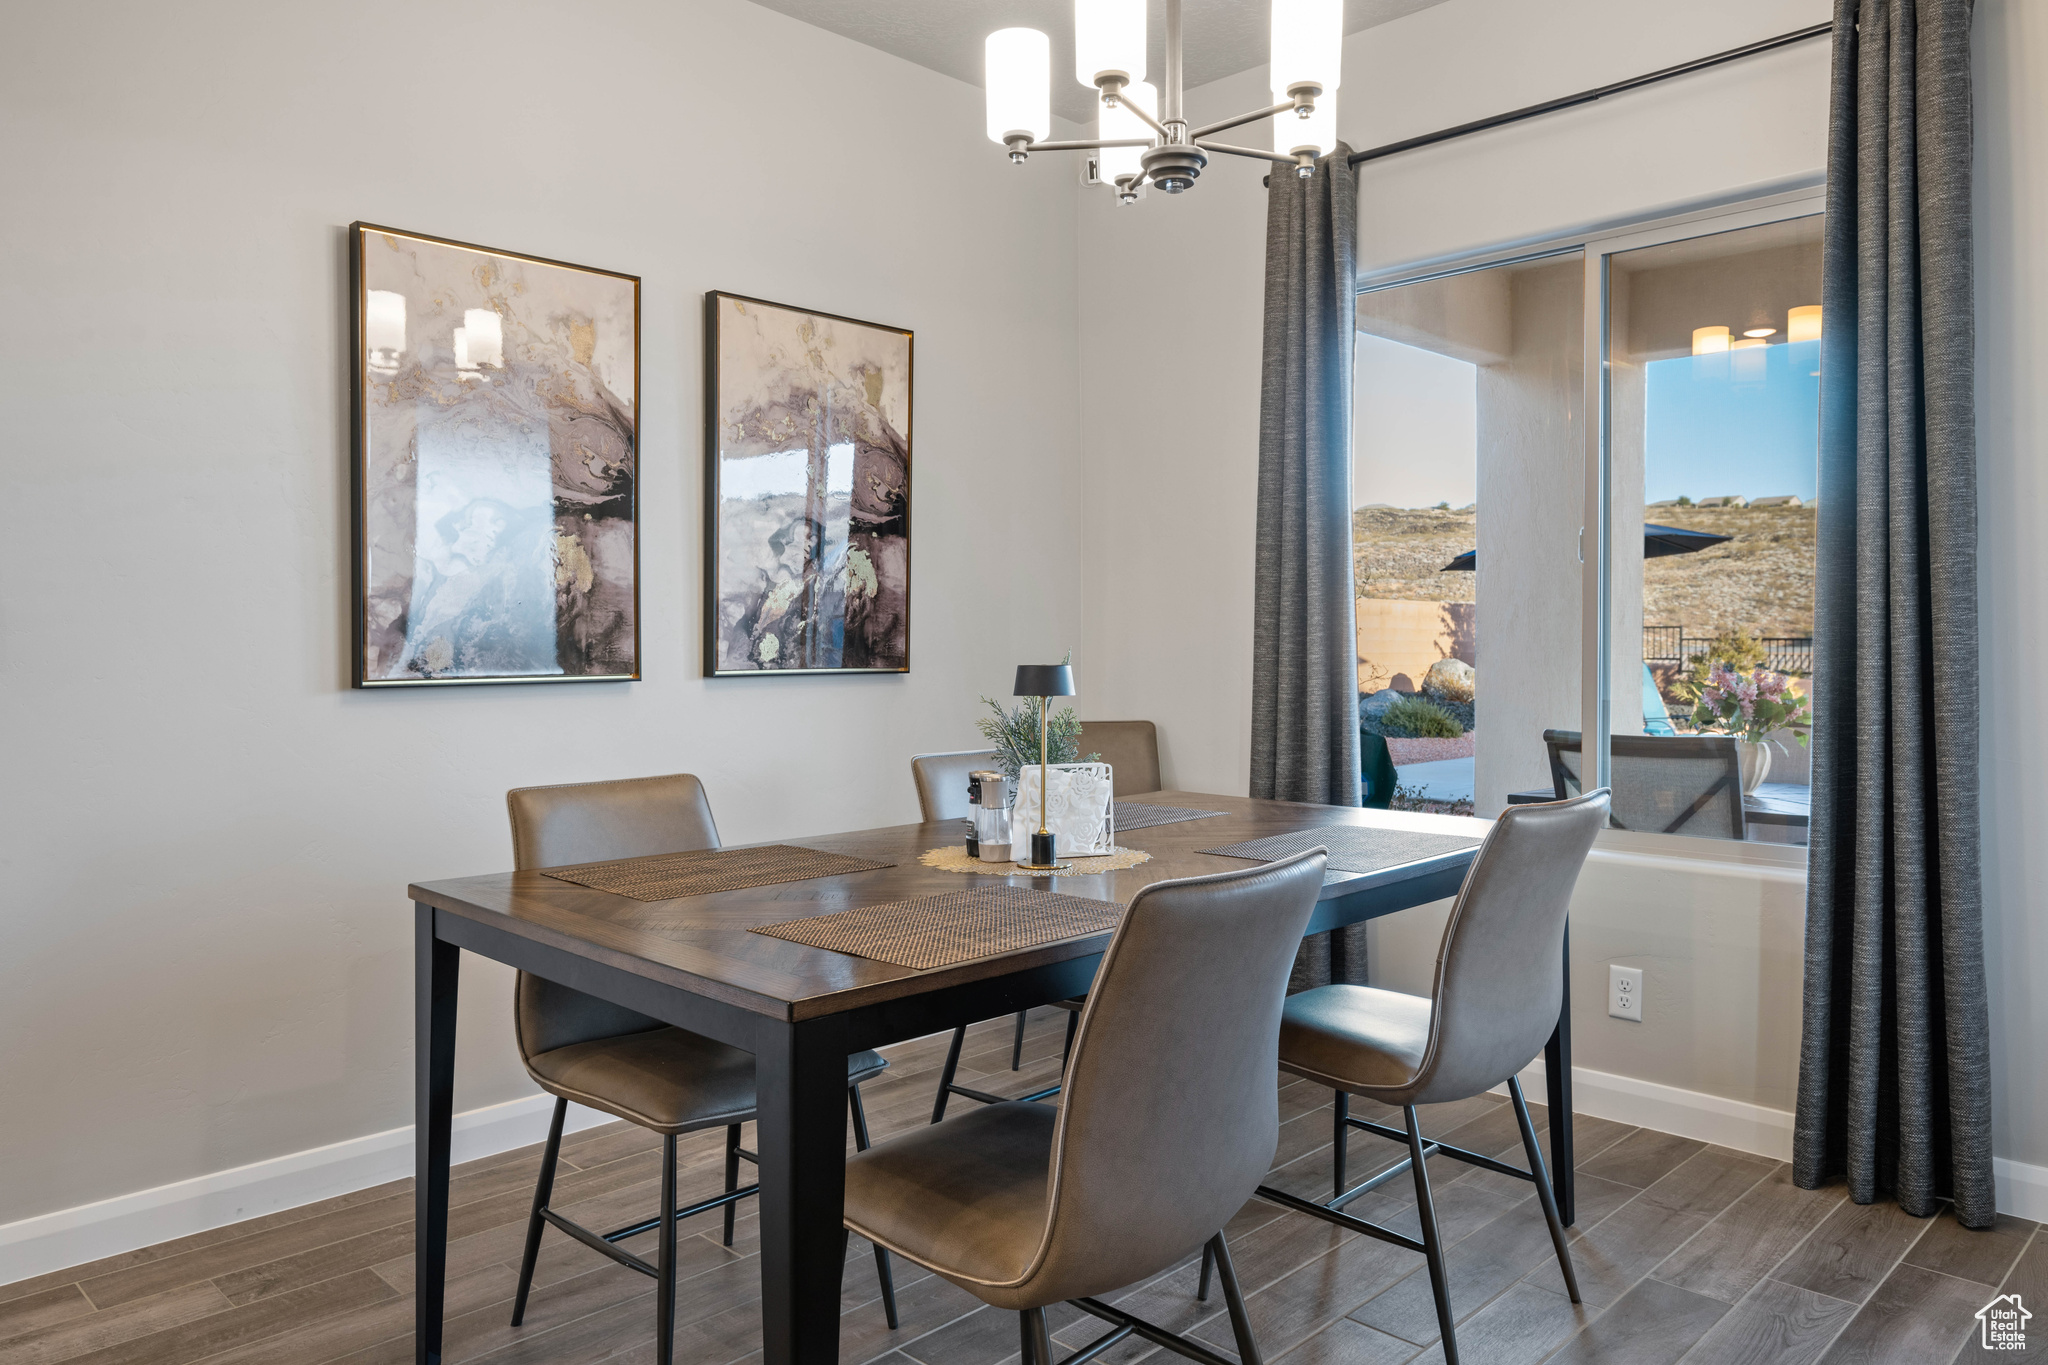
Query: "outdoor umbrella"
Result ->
[[1439, 523, 1730, 571]]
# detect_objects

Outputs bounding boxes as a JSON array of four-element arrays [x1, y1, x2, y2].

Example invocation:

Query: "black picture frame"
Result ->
[[702, 291, 914, 677], [349, 222, 641, 688]]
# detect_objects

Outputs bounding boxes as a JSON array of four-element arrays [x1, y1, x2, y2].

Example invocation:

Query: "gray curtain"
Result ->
[[1252, 146, 1362, 991], [1794, 0, 1993, 1227]]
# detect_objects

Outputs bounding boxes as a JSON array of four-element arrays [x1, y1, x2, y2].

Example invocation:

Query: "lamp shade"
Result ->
[[986, 28, 1051, 144], [1271, 0, 1342, 96], [1787, 305, 1823, 343], [1014, 663, 1077, 697], [1099, 80, 1157, 184], [1692, 325, 1731, 355], [1074, 0, 1145, 86], [1275, 89, 1336, 158]]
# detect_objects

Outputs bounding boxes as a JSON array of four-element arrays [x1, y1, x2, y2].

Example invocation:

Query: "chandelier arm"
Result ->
[[1105, 92, 1170, 141], [1195, 140, 1303, 166], [1021, 138, 1153, 153], [1190, 100, 1300, 140]]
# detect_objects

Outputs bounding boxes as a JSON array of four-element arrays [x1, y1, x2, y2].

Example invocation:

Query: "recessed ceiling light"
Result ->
[[1744, 327, 1777, 338]]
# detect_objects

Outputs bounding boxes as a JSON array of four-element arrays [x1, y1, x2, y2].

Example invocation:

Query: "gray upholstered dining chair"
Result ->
[[503, 773, 899, 1360], [910, 749, 1081, 1094], [1079, 719, 1162, 796], [843, 850, 1328, 1365], [910, 748, 1001, 823], [1249, 790, 1609, 1365]]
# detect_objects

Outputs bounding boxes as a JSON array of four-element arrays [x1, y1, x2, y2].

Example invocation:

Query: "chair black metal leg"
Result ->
[[848, 1084, 873, 1150], [1020, 1306, 1054, 1365], [656, 1133, 678, 1365], [1196, 1238, 1214, 1301], [1509, 1076, 1581, 1303], [1332, 1091, 1350, 1201], [1013, 1010, 1028, 1069], [847, 1084, 900, 1329], [722, 1123, 741, 1248], [1208, 1234, 1264, 1365], [1404, 1106, 1458, 1365], [932, 1025, 967, 1123], [1063, 1008, 1079, 1065], [510, 1096, 567, 1327]]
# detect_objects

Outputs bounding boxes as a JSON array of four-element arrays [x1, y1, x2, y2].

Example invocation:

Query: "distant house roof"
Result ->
[[1751, 495, 1804, 507]]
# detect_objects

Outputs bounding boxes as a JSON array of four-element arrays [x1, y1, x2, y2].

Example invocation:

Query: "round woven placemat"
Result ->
[[919, 845, 1152, 877]]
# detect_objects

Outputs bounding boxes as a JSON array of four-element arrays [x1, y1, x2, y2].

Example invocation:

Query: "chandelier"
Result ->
[[984, 0, 1342, 203]]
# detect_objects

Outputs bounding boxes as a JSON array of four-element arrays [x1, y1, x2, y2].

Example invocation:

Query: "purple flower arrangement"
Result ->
[[1689, 664, 1812, 745]]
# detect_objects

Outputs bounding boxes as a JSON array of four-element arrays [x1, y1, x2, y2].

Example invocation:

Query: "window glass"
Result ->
[[1354, 252, 1585, 816], [1600, 216, 1821, 845]]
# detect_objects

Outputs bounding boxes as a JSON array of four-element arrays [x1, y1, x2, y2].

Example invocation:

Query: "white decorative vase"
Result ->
[[1737, 740, 1773, 795], [1010, 762, 1115, 858]]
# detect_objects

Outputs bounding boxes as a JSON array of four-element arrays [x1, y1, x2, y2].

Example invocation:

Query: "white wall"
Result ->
[[0, 0, 1085, 1231], [1974, 0, 2048, 1182]]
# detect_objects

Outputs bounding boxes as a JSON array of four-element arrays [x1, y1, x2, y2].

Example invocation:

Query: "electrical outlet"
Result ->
[[1609, 964, 1643, 1022]]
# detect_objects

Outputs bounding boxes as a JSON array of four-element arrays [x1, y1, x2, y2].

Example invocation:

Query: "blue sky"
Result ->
[[1644, 340, 1821, 504]]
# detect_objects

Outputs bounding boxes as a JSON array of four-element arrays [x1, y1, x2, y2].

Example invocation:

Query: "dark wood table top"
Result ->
[[409, 791, 1490, 1025]]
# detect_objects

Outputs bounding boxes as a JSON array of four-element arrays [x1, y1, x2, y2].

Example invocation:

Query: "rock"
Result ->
[[1361, 687, 1404, 718], [1421, 658, 1475, 705]]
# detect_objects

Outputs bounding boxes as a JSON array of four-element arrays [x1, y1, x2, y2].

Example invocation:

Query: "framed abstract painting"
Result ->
[[704, 292, 912, 676], [349, 222, 640, 687]]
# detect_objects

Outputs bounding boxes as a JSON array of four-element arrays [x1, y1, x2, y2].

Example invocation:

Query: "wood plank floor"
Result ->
[[0, 1008, 2032, 1365]]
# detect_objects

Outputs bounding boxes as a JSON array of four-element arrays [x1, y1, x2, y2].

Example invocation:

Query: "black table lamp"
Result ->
[[1014, 663, 1077, 870]]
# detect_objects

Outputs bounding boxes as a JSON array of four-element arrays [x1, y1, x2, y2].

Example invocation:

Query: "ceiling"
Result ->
[[750, 0, 1453, 123]]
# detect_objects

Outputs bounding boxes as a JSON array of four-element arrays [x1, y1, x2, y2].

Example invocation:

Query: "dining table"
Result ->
[[409, 791, 1574, 1365]]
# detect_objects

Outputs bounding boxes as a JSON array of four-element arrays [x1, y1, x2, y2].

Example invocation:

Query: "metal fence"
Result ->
[[1643, 625, 1813, 676]]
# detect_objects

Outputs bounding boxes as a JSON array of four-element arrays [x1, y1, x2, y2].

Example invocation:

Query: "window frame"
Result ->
[[1356, 186, 1826, 868]]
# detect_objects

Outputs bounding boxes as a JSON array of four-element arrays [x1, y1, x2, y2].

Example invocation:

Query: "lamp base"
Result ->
[[1015, 830, 1070, 873]]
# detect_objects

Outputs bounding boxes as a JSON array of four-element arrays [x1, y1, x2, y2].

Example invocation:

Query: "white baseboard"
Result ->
[[1504, 1061, 1795, 1162], [1500, 1063, 2048, 1221], [0, 1092, 611, 1287], [1994, 1156, 2048, 1223]]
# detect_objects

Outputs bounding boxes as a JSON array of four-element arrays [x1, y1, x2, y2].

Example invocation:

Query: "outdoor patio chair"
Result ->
[[1541, 729, 1746, 839]]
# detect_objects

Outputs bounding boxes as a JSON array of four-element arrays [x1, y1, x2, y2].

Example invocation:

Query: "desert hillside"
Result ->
[[1352, 505, 1477, 602], [1353, 503, 1815, 640]]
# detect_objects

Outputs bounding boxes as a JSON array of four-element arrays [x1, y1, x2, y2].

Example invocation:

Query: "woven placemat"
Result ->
[[542, 845, 894, 901], [1111, 803, 1229, 831], [749, 886, 1124, 971], [919, 845, 1152, 876], [1198, 825, 1481, 876]]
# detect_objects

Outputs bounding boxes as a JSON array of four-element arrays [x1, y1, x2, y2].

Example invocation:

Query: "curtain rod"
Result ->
[[1346, 22, 1833, 167]]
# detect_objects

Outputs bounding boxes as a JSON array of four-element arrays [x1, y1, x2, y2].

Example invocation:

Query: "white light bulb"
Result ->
[[1100, 81, 1158, 185], [1075, 0, 1146, 87], [1271, 0, 1342, 98], [986, 28, 1051, 144], [1275, 89, 1336, 158]]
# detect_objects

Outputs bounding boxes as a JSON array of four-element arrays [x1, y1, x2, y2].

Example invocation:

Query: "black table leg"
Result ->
[[755, 1017, 851, 1365], [415, 903, 459, 1365], [1542, 922, 1574, 1225]]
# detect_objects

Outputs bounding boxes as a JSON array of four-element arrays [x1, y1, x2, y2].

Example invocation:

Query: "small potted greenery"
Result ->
[[1689, 664, 1812, 793]]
